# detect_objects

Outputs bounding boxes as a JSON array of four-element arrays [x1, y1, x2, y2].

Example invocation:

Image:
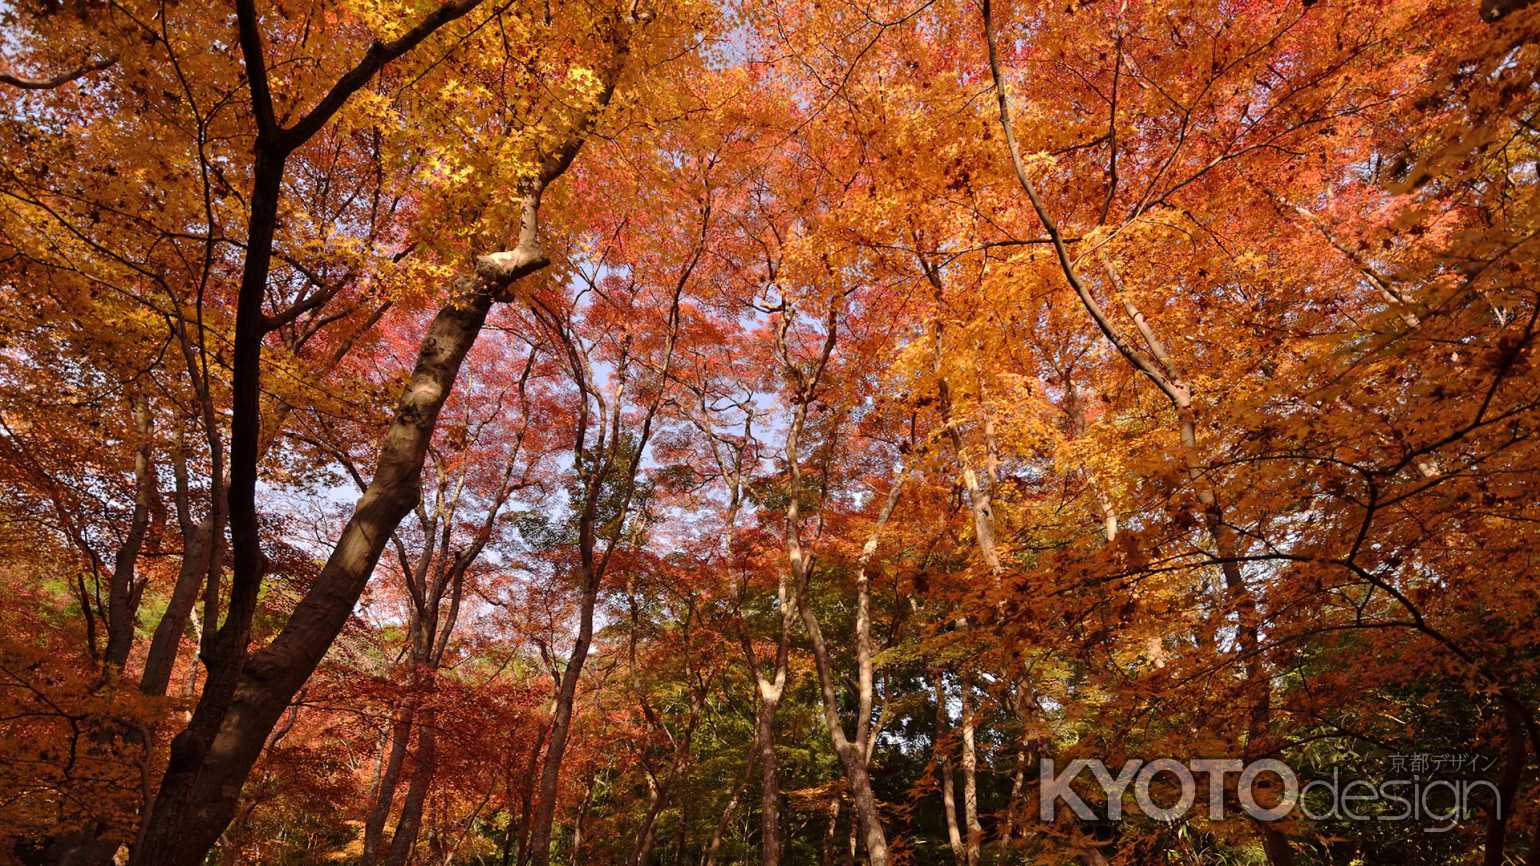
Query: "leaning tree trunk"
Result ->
[[126, 9, 622, 840], [139, 519, 212, 696], [103, 395, 156, 672], [130, 277, 505, 866]]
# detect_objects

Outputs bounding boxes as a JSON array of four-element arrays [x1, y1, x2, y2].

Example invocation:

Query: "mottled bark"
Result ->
[[959, 683, 981, 866], [819, 800, 841, 866]]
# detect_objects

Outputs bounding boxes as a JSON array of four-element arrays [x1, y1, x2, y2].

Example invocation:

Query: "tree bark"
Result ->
[[779, 298, 896, 866], [128, 0, 631, 853], [634, 773, 663, 866], [523, 98, 684, 861], [959, 682, 981, 866], [130, 278, 505, 866], [819, 799, 841, 866], [935, 673, 965, 866], [798, 561, 893, 866], [514, 716, 549, 866], [525, 540, 604, 866], [755, 684, 786, 866], [104, 395, 156, 671], [363, 702, 418, 865], [1483, 699, 1528, 866], [703, 745, 755, 866], [383, 709, 438, 866], [139, 519, 211, 696]]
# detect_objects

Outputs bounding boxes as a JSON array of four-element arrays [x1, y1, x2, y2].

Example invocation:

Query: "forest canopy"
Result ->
[[1, 0, 1538, 863]]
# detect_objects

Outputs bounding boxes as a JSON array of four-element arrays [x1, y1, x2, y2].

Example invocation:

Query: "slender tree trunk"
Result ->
[[935, 673, 964, 866], [363, 702, 418, 865], [843, 759, 889, 866], [498, 817, 516, 866], [383, 709, 437, 866], [799, 593, 892, 866], [104, 396, 156, 671], [1002, 686, 1038, 843], [786, 349, 900, 866], [515, 717, 550, 866], [1003, 742, 1025, 842], [140, 520, 212, 696], [526, 576, 599, 866], [634, 773, 663, 866], [571, 788, 593, 862], [819, 800, 840, 866], [960, 682, 981, 866]]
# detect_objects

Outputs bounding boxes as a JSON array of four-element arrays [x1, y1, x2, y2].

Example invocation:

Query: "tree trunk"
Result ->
[[140, 520, 212, 696], [515, 717, 550, 866], [799, 595, 891, 866], [383, 709, 438, 866], [104, 395, 156, 671], [755, 687, 785, 866], [130, 281, 500, 866], [935, 673, 964, 866], [634, 773, 663, 866], [129, 0, 553, 855], [786, 356, 899, 866], [819, 800, 840, 866], [363, 702, 418, 865], [843, 759, 889, 866], [526, 574, 600, 866], [960, 682, 981, 866], [702, 745, 754, 866], [1483, 699, 1528, 866]]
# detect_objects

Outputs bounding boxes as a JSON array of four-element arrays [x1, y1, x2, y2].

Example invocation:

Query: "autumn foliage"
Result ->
[[1, 0, 1538, 862]]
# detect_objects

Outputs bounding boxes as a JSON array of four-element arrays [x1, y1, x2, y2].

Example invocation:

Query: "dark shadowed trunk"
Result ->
[[383, 709, 438, 866], [130, 273, 517, 866], [363, 702, 418, 865], [104, 395, 156, 671], [139, 519, 211, 696]]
